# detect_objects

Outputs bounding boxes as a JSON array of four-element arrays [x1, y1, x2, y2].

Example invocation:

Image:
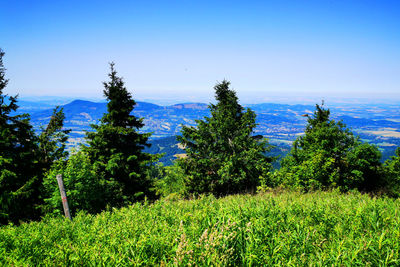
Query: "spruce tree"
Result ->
[[278, 103, 382, 191], [178, 80, 273, 196], [38, 106, 70, 168], [85, 63, 156, 207], [0, 49, 41, 224]]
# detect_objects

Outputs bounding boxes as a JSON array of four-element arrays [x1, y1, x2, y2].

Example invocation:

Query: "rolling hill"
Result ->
[[17, 99, 400, 162]]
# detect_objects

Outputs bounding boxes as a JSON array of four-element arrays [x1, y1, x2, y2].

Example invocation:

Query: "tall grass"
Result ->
[[1, 191, 400, 266]]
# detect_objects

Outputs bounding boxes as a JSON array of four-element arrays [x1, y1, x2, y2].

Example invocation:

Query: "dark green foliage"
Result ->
[[36, 104, 71, 217], [38, 106, 70, 169], [0, 49, 42, 224], [178, 80, 273, 196], [278, 103, 383, 191], [84, 63, 157, 208], [346, 142, 383, 191], [383, 147, 400, 197]]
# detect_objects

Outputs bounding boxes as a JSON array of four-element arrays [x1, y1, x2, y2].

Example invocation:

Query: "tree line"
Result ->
[[1, 49, 400, 224]]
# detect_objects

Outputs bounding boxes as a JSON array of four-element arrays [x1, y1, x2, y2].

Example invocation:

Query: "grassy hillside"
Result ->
[[1, 191, 400, 266]]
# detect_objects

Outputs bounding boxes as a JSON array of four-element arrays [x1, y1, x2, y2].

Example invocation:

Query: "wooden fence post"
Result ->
[[56, 174, 72, 220]]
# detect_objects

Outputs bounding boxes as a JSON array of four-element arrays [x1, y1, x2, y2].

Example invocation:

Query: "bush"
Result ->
[[155, 163, 186, 197], [383, 147, 400, 197], [42, 150, 105, 215]]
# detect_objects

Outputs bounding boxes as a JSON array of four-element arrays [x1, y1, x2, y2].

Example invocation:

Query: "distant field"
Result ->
[[365, 130, 400, 138], [17, 99, 400, 160], [1, 191, 400, 266]]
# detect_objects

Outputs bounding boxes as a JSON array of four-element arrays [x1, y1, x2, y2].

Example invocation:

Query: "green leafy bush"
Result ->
[[155, 163, 186, 197], [383, 147, 400, 197], [42, 150, 105, 215]]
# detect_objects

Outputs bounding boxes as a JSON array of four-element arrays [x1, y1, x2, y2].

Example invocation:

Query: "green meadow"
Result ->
[[1, 190, 400, 266]]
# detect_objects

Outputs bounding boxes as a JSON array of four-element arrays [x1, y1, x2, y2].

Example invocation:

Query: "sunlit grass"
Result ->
[[1, 190, 400, 266]]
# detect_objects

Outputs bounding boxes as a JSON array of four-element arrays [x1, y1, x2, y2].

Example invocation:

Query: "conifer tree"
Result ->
[[85, 63, 156, 207], [38, 106, 70, 168], [278, 103, 382, 191], [178, 80, 273, 196], [0, 49, 41, 223]]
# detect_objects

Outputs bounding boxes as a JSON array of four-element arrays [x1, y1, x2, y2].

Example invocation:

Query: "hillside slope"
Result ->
[[1, 191, 400, 266]]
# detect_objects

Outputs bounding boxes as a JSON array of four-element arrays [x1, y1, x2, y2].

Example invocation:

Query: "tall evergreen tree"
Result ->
[[178, 80, 273, 196], [38, 106, 70, 168], [0, 49, 41, 224], [85, 63, 156, 207], [278, 103, 382, 191]]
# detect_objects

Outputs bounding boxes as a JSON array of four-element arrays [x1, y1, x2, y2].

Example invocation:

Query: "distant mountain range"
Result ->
[[27, 99, 210, 138], [15, 99, 400, 162]]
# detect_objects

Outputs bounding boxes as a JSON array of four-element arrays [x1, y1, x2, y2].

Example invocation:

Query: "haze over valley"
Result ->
[[16, 96, 400, 165]]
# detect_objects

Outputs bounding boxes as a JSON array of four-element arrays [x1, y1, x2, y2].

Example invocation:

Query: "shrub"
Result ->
[[155, 163, 186, 197], [42, 150, 105, 215]]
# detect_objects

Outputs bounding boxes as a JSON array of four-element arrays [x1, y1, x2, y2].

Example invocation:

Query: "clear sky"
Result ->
[[1, 0, 400, 104]]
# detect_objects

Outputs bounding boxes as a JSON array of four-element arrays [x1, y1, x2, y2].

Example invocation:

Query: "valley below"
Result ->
[[17, 98, 400, 163]]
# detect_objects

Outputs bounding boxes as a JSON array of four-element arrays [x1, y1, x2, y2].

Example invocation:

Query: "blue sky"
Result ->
[[1, 0, 400, 104]]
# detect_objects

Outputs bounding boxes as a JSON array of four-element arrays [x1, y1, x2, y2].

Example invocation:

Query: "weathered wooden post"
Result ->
[[56, 174, 72, 220]]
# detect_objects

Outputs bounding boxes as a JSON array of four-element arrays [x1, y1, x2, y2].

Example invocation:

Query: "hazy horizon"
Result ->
[[17, 92, 400, 107], [1, 0, 399, 103]]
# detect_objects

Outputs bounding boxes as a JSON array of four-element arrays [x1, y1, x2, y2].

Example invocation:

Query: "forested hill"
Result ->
[[144, 136, 291, 167], [25, 99, 209, 136], [18, 99, 400, 160]]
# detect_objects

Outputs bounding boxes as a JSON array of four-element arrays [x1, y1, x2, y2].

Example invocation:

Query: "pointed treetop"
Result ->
[[308, 102, 331, 128], [0, 49, 9, 94], [102, 62, 137, 127], [214, 79, 238, 105]]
